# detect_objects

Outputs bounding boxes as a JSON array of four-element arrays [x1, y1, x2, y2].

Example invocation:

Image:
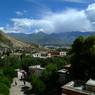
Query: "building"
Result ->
[[29, 65, 45, 76], [86, 79, 95, 92], [59, 51, 67, 56], [57, 64, 71, 85], [61, 79, 95, 95], [58, 69, 69, 85], [32, 52, 48, 58], [32, 53, 41, 58], [47, 51, 67, 58], [32, 51, 67, 58]]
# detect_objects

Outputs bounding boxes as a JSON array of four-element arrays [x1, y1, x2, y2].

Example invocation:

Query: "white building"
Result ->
[[62, 79, 95, 95], [32, 53, 41, 58], [32, 52, 47, 58], [59, 51, 67, 56], [86, 79, 95, 92]]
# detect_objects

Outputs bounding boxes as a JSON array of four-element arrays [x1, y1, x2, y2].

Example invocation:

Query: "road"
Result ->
[[10, 78, 33, 95]]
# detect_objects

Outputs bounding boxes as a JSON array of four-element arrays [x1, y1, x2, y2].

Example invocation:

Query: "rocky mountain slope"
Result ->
[[0, 31, 36, 48]]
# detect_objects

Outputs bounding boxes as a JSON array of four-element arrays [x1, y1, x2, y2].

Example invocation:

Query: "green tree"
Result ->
[[70, 35, 95, 80], [31, 75, 46, 95], [0, 82, 9, 95], [42, 64, 58, 89]]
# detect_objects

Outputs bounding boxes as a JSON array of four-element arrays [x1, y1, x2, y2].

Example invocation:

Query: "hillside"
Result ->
[[8, 32, 95, 46], [0, 31, 36, 48]]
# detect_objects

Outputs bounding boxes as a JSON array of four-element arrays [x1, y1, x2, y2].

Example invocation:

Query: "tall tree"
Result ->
[[70, 36, 95, 80]]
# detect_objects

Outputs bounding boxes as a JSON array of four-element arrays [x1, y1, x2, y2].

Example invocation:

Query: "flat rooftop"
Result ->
[[62, 81, 95, 95]]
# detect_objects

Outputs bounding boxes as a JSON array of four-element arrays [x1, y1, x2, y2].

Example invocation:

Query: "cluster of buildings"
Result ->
[[62, 79, 95, 95], [28, 64, 95, 95], [32, 51, 67, 58], [58, 65, 95, 95]]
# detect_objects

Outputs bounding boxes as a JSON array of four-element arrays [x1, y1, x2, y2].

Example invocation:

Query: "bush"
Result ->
[[0, 82, 9, 95], [0, 76, 11, 87], [31, 75, 46, 95]]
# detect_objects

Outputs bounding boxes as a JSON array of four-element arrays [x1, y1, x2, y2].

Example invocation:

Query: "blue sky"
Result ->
[[0, 0, 95, 33]]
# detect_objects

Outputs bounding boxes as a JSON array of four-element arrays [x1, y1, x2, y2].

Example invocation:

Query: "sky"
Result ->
[[0, 0, 95, 34]]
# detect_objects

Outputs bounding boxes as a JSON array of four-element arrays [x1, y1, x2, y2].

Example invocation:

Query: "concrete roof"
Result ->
[[86, 79, 95, 86], [58, 69, 68, 73], [29, 65, 45, 70]]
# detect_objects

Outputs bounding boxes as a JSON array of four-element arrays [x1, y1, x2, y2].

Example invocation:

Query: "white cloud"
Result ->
[[15, 11, 23, 16], [9, 18, 54, 33], [58, 0, 95, 3], [45, 9, 93, 33], [0, 27, 5, 31], [86, 3, 95, 22], [4, 3, 95, 34], [85, 3, 95, 30]]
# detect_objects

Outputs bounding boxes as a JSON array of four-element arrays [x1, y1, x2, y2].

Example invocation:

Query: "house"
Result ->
[[86, 79, 95, 92], [59, 51, 67, 56], [32, 51, 67, 58], [58, 69, 69, 84], [64, 64, 71, 69], [32, 52, 48, 58], [47, 51, 67, 58], [61, 79, 95, 95], [29, 65, 45, 76], [57, 64, 71, 86], [32, 53, 41, 58], [57, 64, 71, 85]]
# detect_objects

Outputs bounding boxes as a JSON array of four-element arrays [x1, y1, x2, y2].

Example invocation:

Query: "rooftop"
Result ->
[[58, 69, 68, 73], [86, 79, 95, 86], [29, 65, 45, 70], [62, 79, 95, 95]]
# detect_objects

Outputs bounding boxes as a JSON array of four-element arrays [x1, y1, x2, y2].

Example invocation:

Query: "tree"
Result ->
[[70, 35, 95, 80], [0, 82, 9, 95], [31, 75, 46, 95], [42, 64, 58, 90]]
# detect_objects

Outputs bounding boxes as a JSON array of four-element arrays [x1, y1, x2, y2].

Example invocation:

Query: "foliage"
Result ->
[[70, 35, 95, 80], [0, 76, 11, 87], [0, 82, 9, 95], [0, 52, 68, 95], [31, 75, 46, 95], [41, 64, 58, 90]]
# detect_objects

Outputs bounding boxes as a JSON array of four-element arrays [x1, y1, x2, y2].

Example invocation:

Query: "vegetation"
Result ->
[[0, 55, 18, 95], [31, 75, 46, 95], [0, 52, 68, 95], [70, 35, 95, 81]]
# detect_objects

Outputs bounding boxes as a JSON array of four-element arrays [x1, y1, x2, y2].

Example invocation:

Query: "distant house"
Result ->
[[59, 51, 67, 56], [32, 53, 41, 58], [29, 65, 45, 76], [32, 52, 48, 58], [32, 51, 67, 58], [61, 79, 95, 95], [47, 51, 67, 58]]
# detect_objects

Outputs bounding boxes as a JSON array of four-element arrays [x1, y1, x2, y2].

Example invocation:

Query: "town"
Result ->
[[0, 0, 95, 95], [1, 34, 95, 95]]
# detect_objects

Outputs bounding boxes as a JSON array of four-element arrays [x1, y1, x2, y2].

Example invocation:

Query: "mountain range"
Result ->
[[8, 32, 95, 46], [0, 31, 36, 48]]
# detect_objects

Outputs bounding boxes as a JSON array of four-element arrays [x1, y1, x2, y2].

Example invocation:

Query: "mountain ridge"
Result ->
[[0, 31, 36, 48], [8, 32, 95, 46]]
